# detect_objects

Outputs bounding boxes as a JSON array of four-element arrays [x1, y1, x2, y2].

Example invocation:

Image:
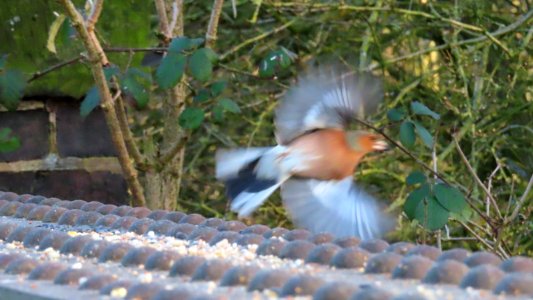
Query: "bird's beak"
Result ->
[[372, 139, 389, 151]]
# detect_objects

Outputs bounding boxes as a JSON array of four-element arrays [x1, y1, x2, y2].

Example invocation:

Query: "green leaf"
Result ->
[[0, 128, 20, 153], [46, 14, 66, 54], [80, 86, 100, 117], [258, 49, 293, 78], [189, 49, 213, 82], [212, 104, 224, 122], [387, 108, 405, 121], [399, 120, 416, 148], [258, 58, 275, 78], [0, 70, 26, 111], [200, 48, 218, 63], [413, 120, 434, 149], [404, 183, 430, 219], [434, 183, 467, 214], [415, 196, 450, 231], [218, 98, 240, 113], [122, 69, 150, 108], [168, 37, 203, 53], [210, 80, 227, 97], [155, 53, 186, 89], [411, 101, 440, 120], [179, 107, 205, 129], [406, 171, 426, 185], [193, 89, 210, 102]]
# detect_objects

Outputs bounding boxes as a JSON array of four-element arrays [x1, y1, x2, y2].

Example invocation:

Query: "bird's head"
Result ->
[[346, 130, 389, 153]]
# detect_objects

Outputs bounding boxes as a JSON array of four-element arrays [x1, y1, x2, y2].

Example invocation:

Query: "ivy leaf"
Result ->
[[210, 80, 227, 97], [415, 196, 449, 231], [413, 120, 434, 149], [387, 108, 405, 121], [218, 98, 240, 113], [122, 68, 150, 108], [193, 89, 210, 102], [179, 107, 204, 129], [80, 86, 100, 117], [259, 49, 293, 78], [156, 53, 186, 89], [0, 69, 26, 111], [411, 101, 440, 120], [406, 170, 426, 185], [434, 183, 467, 214], [404, 183, 430, 219], [0, 128, 20, 153], [189, 49, 213, 82], [399, 120, 416, 148]]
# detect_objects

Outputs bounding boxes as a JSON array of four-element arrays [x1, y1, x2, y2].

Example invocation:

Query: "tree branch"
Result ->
[[159, 134, 189, 166], [506, 173, 533, 224], [60, 0, 146, 206], [154, 0, 170, 40], [205, 0, 225, 49], [114, 95, 144, 168], [453, 136, 502, 219], [29, 56, 81, 82]]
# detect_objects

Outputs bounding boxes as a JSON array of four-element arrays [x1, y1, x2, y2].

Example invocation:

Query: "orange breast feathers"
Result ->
[[287, 129, 364, 180]]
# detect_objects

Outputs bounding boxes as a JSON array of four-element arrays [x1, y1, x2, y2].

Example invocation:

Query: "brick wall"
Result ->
[[0, 98, 128, 205]]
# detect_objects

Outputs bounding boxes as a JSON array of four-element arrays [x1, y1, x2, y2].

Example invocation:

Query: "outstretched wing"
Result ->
[[275, 65, 383, 145], [281, 177, 393, 240]]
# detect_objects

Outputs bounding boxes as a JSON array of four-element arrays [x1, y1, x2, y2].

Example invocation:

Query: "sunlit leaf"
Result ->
[[46, 14, 66, 54], [411, 101, 440, 120], [434, 183, 467, 214], [80, 86, 100, 117], [0, 69, 26, 111], [415, 196, 449, 231], [155, 53, 186, 89], [413, 120, 434, 149], [189, 49, 213, 82], [399, 120, 415, 148], [179, 107, 204, 129], [406, 170, 426, 185]]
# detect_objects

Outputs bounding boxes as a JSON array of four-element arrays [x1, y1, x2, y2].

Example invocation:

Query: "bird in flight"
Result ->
[[216, 65, 393, 240]]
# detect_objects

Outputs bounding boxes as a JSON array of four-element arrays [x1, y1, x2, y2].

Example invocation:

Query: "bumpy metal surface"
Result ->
[[0, 191, 532, 300]]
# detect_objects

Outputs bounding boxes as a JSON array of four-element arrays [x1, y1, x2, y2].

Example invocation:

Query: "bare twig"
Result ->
[[85, 0, 103, 30], [206, 0, 225, 49], [60, 0, 145, 206], [114, 96, 144, 168], [506, 173, 533, 223], [29, 56, 82, 82], [220, 17, 299, 60], [453, 136, 502, 219]]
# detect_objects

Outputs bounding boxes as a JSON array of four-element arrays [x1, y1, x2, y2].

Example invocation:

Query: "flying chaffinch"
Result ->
[[216, 65, 393, 240]]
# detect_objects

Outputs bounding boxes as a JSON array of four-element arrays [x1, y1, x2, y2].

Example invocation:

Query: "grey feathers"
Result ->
[[275, 66, 383, 145]]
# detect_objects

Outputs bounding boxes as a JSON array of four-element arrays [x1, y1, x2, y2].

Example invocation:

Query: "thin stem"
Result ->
[[205, 0, 225, 49], [154, 0, 170, 40], [453, 136, 502, 219], [29, 56, 81, 82], [114, 96, 144, 168], [60, 0, 146, 206], [506, 173, 533, 223]]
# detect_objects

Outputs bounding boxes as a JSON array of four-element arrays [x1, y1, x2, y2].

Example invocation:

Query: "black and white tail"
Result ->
[[216, 147, 288, 217]]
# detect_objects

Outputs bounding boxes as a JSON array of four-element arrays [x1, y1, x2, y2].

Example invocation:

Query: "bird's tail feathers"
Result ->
[[216, 147, 288, 217]]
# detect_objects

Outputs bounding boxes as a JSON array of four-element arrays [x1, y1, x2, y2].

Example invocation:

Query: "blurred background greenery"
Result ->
[[1, 0, 532, 255]]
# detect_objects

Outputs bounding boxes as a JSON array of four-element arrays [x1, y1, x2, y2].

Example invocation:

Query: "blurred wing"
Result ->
[[281, 177, 392, 240], [275, 66, 383, 144]]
